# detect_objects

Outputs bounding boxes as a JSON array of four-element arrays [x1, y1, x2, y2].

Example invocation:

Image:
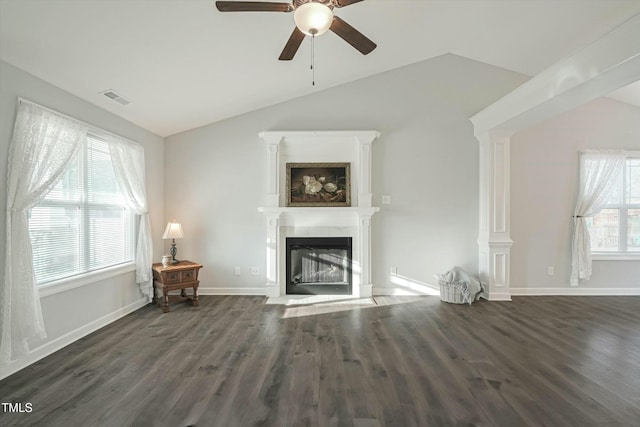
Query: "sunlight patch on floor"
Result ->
[[267, 294, 443, 319], [267, 296, 377, 318], [266, 295, 371, 305]]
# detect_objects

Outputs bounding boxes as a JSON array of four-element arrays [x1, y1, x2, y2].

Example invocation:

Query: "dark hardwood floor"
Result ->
[[1, 295, 640, 426]]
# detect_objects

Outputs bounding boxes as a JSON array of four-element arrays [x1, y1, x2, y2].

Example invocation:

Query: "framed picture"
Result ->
[[286, 162, 351, 207]]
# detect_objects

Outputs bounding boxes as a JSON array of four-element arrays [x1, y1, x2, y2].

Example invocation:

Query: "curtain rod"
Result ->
[[17, 97, 141, 147]]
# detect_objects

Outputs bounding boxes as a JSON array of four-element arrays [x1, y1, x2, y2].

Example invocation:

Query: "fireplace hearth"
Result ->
[[286, 237, 352, 295]]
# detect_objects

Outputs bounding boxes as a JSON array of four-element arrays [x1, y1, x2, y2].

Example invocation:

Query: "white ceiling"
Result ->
[[1, 0, 639, 137]]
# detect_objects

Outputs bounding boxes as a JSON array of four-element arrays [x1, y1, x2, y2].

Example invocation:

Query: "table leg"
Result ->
[[192, 285, 199, 307], [162, 289, 170, 313], [152, 281, 158, 305]]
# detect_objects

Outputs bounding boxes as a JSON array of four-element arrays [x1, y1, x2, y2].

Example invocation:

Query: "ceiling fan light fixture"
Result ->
[[294, 2, 333, 36]]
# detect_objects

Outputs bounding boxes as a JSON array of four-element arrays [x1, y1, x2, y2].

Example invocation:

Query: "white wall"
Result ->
[[164, 54, 529, 294], [511, 97, 640, 294], [0, 61, 165, 378]]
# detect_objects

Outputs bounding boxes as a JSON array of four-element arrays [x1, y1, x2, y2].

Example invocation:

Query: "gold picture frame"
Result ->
[[286, 163, 351, 207]]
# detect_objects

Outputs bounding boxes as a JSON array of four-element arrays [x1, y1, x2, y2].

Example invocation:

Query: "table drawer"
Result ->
[[181, 269, 197, 282], [165, 271, 181, 284], [164, 269, 197, 284]]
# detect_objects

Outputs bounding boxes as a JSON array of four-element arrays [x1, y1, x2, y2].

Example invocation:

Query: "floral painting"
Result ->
[[286, 163, 351, 207]]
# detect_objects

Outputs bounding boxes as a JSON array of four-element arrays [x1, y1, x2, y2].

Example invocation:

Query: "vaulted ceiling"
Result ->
[[1, 0, 639, 137]]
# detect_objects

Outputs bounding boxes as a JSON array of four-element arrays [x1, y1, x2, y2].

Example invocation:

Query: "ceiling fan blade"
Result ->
[[329, 16, 376, 55], [334, 0, 365, 7], [279, 27, 305, 60], [215, 1, 293, 12]]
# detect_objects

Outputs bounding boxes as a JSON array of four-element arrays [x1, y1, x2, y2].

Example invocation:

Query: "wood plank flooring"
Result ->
[[1, 295, 640, 426]]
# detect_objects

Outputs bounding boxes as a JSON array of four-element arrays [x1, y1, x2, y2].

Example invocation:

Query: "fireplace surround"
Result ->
[[258, 131, 380, 297]]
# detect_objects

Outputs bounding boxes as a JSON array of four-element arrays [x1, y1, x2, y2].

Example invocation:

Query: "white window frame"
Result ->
[[591, 152, 640, 261], [32, 133, 137, 297]]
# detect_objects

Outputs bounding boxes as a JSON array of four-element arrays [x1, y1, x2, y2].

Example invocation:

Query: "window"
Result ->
[[28, 135, 134, 284], [588, 156, 640, 255]]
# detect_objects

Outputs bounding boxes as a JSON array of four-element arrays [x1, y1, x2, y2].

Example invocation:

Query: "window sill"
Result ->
[[592, 253, 640, 261], [38, 263, 136, 298]]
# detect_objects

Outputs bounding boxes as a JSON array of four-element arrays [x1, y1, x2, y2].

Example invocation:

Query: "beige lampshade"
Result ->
[[162, 221, 184, 239]]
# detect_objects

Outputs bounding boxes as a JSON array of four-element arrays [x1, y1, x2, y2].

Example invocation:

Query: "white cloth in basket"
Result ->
[[435, 266, 484, 305]]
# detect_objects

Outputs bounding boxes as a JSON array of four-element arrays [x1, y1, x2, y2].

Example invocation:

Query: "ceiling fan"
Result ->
[[215, 0, 377, 60]]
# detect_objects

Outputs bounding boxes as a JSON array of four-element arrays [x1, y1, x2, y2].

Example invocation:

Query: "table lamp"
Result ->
[[162, 220, 184, 264]]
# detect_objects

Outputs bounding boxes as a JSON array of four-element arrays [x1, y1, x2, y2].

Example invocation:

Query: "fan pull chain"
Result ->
[[311, 34, 315, 86]]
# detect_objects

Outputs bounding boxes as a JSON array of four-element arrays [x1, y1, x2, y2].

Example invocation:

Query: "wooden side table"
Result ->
[[152, 260, 203, 313]]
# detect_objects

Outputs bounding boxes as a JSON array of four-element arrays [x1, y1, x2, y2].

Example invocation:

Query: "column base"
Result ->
[[359, 283, 373, 298], [265, 282, 280, 298], [481, 291, 512, 301]]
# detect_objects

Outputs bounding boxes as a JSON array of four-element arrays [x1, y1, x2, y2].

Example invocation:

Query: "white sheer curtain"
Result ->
[[106, 136, 153, 299], [570, 151, 626, 285], [2, 101, 88, 365]]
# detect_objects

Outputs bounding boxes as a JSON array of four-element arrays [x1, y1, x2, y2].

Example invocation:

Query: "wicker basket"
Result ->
[[439, 282, 467, 304]]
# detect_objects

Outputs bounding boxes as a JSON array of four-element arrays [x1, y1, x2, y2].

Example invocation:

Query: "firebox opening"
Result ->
[[286, 237, 352, 295]]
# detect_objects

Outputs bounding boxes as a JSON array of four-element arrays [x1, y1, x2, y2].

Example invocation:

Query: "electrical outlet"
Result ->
[[547, 266, 554, 276], [251, 266, 259, 275], [382, 195, 391, 205], [390, 266, 398, 275], [234, 266, 241, 276]]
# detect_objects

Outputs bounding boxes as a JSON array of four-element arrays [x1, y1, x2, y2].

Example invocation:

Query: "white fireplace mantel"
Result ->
[[258, 130, 380, 298], [257, 207, 379, 227]]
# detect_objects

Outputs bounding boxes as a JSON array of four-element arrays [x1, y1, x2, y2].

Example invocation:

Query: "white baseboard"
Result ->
[[510, 287, 640, 296], [375, 284, 640, 298], [484, 291, 513, 301], [373, 286, 440, 296], [198, 287, 266, 296], [0, 297, 148, 381]]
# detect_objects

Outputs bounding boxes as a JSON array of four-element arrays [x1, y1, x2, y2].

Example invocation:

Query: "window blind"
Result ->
[[29, 135, 134, 284]]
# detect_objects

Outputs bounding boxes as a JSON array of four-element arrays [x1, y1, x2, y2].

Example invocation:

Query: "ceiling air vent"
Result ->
[[100, 89, 130, 106]]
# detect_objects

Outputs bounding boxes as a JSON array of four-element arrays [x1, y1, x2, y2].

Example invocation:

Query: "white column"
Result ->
[[265, 213, 281, 297], [260, 133, 282, 207], [477, 131, 513, 301], [357, 136, 375, 207], [358, 215, 374, 297]]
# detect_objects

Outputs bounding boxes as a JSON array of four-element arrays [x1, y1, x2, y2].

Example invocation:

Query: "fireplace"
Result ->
[[258, 130, 380, 298], [286, 237, 352, 295]]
